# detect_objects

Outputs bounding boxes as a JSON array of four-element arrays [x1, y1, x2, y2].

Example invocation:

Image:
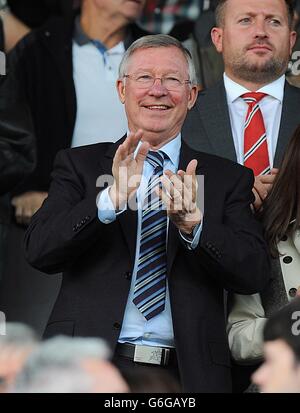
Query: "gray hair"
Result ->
[[0, 322, 39, 348], [119, 34, 197, 86], [11, 335, 111, 393], [12, 365, 95, 393]]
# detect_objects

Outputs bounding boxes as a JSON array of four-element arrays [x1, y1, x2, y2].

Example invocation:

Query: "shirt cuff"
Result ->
[[179, 221, 203, 250], [97, 187, 127, 224]]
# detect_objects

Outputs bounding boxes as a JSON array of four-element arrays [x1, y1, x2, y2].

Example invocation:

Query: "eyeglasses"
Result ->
[[124, 74, 191, 91]]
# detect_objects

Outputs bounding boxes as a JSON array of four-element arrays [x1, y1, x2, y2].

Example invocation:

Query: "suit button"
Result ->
[[86, 216, 91, 221], [283, 256, 293, 264], [81, 220, 85, 225], [206, 242, 211, 249], [125, 272, 132, 280], [113, 322, 121, 330], [289, 288, 297, 298]]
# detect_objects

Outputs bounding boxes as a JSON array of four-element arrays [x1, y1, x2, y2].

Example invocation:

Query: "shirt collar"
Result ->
[[132, 133, 181, 169], [73, 15, 91, 46], [73, 15, 125, 54], [223, 73, 285, 104]]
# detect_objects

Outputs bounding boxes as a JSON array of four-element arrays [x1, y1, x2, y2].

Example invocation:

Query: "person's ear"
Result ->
[[290, 30, 297, 54], [187, 85, 199, 110], [211, 27, 223, 53], [117, 79, 126, 104]]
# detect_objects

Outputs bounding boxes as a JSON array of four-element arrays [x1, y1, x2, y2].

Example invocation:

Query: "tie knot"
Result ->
[[146, 150, 165, 170], [242, 92, 267, 105]]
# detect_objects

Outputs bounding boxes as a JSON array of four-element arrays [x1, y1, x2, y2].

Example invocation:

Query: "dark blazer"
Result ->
[[7, 15, 148, 195], [24, 137, 270, 392], [182, 80, 300, 166]]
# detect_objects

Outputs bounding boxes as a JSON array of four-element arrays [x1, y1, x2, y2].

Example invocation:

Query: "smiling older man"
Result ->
[[24, 34, 270, 392]]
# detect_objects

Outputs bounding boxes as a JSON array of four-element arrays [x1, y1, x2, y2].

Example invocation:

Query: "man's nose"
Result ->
[[253, 19, 268, 38], [148, 78, 168, 96]]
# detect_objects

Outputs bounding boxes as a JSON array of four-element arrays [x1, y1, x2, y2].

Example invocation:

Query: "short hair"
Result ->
[[118, 34, 197, 86], [0, 322, 39, 348], [12, 335, 111, 392], [215, 0, 295, 29], [263, 298, 300, 363], [12, 365, 95, 393]]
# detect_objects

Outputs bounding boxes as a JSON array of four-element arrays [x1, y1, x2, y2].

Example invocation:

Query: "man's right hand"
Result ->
[[11, 191, 48, 226], [109, 130, 149, 210], [252, 168, 279, 211]]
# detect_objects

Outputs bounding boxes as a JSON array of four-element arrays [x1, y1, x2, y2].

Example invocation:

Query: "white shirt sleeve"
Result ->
[[179, 221, 203, 250], [227, 293, 267, 365], [97, 186, 127, 224]]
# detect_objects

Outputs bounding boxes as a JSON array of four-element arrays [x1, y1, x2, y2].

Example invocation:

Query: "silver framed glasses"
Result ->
[[124, 74, 191, 91]]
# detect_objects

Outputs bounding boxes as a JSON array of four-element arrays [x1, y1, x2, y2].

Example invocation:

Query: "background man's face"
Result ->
[[117, 46, 198, 146], [252, 339, 300, 393], [212, 0, 297, 84], [93, 0, 146, 21]]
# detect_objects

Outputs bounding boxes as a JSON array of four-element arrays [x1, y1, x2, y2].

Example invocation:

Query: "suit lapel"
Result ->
[[197, 81, 237, 161], [274, 82, 300, 167], [99, 136, 138, 263]]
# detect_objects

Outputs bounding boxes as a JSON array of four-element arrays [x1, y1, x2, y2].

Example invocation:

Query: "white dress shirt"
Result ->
[[224, 73, 285, 167]]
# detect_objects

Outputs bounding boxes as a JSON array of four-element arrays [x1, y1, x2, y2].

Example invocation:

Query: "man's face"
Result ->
[[93, 0, 146, 21], [252, 339, 300, 393], [117, 46, 198, 147], [211, 0, 297, 85]]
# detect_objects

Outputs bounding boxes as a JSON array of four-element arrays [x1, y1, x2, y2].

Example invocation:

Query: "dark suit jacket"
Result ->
[[182, 80, 300, 166], [24, 138, 270, 392], [6, 15, 147, 195]]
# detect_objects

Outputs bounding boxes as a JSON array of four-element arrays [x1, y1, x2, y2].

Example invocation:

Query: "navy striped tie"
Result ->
[[133, 151, 167, 320]]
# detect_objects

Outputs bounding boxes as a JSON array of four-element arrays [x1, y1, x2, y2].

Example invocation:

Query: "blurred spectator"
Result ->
[[0, 0, 146, 337], [9, 0, 147, 226], [7, 0, 75, 29], [227, 123, 300, 367], [139, 0, 206, 34], [0, 322, 39, 392], [170, 2, 223, 89], [138, 1, 223, 89], [11, 336, 129, 393], [0, 0, 75, 52], [252, 297, 300, 393], [0, 32, 35, 282]]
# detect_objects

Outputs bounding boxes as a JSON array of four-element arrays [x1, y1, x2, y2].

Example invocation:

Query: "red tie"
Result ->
[[242, 92, 270, 176]]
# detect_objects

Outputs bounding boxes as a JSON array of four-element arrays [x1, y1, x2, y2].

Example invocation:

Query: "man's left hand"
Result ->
[[158, 159, 202, 235]]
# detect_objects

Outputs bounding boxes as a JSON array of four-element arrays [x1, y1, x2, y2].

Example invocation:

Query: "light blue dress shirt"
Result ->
[[98, 134, 202, 347]]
